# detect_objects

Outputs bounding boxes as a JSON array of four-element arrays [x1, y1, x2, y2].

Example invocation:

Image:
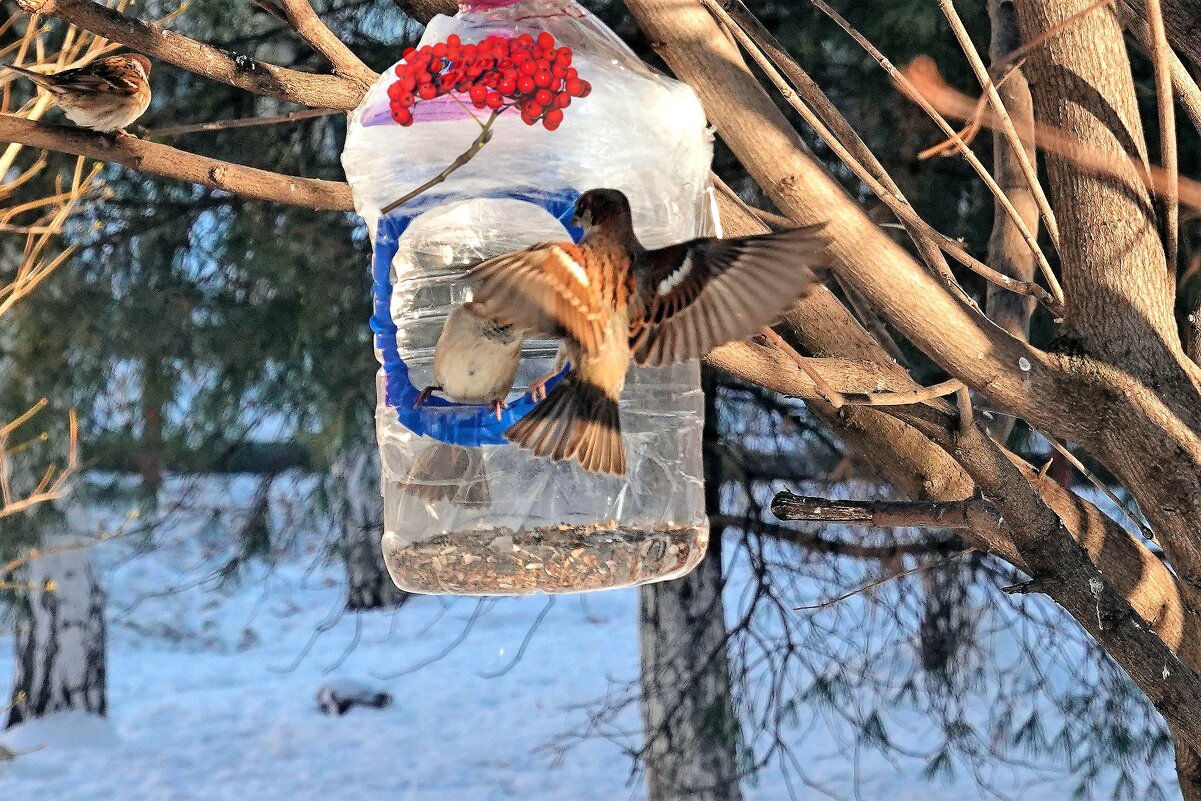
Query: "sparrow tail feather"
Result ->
[[396, 442, 491, 507], [505, 374, 625, 475], [2, 63, 54, 89]]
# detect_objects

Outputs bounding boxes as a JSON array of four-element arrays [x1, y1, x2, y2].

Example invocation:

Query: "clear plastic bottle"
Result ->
[[341, 0, 716, 595]]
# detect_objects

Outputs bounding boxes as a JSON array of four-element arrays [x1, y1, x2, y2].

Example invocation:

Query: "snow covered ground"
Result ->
[[0, 475, 1179, 800]]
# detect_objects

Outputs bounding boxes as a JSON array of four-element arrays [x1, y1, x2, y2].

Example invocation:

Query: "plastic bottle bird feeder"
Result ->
[[341, 0, 718, 595]]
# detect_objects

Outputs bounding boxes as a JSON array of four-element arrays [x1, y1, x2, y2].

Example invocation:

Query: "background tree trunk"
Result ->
[[983, 0, 1039, 445], [331, 444, 406, 611], [7, 516, 106, 728], [638, 373, 743, 801]]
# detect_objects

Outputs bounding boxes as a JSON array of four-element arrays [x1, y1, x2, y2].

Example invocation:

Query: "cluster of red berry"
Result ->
[[386, 31, 592, 130]]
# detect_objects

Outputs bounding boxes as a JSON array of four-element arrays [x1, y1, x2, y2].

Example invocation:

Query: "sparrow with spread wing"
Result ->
[[2, 53, 152, 134], [467, 188, 829, 476]]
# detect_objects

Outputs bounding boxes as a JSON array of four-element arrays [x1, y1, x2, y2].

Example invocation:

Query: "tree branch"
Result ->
[[0, 115, 354, 210], [276, 0, 378, 87], [711, 513, 962, 560], [391, 0, 456, 26], [770, 492, 1001, 533], [811, 0, 1064, 305], [1144, 0, 1180, 268], [939, 0, 1059, 247], [982, 0, 1039, 444], [705, 0, 1062, 317], [14, 0, 366, 110]]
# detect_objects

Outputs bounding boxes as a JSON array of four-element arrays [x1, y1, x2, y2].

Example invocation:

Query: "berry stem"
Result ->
[[381, 110, 502, 214], [449, 94, 489, 131]]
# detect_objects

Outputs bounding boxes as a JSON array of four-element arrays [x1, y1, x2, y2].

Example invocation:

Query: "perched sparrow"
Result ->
[[399, 301, 525, 507], [467, 188, 828, 475], [416, 301, 525, 419], [2, 53, 152, 134]]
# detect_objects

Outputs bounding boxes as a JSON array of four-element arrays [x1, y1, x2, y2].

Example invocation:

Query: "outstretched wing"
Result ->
[[629, 224, 828, 366], [466, 242, 608, 356]]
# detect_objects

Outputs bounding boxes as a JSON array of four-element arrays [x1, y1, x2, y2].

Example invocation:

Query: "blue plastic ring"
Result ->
[[371, 188, 583, 446]]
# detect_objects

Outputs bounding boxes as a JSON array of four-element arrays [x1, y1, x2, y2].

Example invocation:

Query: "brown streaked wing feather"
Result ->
[[629, 224, 829, 366], [467, 242, 607, 356], [57, 58, 142, 96]]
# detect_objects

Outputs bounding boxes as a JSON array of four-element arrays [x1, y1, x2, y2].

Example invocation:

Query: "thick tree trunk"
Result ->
[[639, 538, 742, 801], [331, 445, 406, 611], [638, 374, 742, 801], [7, 520, 106, 728]]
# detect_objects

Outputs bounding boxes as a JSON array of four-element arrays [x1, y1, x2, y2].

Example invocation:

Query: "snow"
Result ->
[[1, 711, 118, 752], [0, 475, 1180, 801]]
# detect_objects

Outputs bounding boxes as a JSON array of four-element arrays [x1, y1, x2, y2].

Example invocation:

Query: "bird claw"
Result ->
[[491, 398, 508, 421], [413, 385, 441, 409], [528, 372, 555, 403]]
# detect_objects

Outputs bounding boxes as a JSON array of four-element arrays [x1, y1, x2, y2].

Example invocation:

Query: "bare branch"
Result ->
[[811, 0, 1065, 306], [275, 0, 378, 87], [0, 406, 78, 519], [13, 0, 366, 110], [793, 552, 971, 611], [0, 115, 354, 210], [905, 56, 1201, 211], [1144, 0, 1180, 268], [712, 514, 962, 560], [706, 0, 973, 310], [1120, 5, 1201, 207], [144, 108, 339, 139], [982, 0, 1040, 443], [771, 492, 1002, 534], [705, 0, 1064, 317], [939, 0, 1059, 247], [760, 327, 846, 408], [391, 0, 456, 26]]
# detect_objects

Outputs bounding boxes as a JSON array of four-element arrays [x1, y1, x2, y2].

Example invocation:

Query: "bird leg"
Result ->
[[412, 385, 442, 409], [526, 371, 558, 403], [490, 398, 508, 421]]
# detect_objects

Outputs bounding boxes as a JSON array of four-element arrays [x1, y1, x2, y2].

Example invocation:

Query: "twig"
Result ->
[[707, 0, 1064, 317], [793, 551, 974, 611], [707, 0, 971, 309], [904, 58, 1201, 212], [13, 0, 365, 110], [1120, 6, 1201, 147], [939, 0, 1059, 248], [921, 0, 1114, 160], [956, 385, 974, 435], [761, 327, 846, 408], [477, 597, 555, 678], [0, 407, 78, 518], [382, 111, 499, 214], [0, 115, 354, 210], [0, 520, 128, 577], [711, 173, 792, 230], [1140, 0, 1179, 267], [841, 378, 964, 407], [145, 108, 340, 139], [712, 513, 962, 560], [811, 0, 1066, 306], [1037, 431, 1157, 543]]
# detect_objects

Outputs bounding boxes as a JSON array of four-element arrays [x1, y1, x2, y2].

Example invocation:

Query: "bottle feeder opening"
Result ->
[[371, 190, 581, 446]]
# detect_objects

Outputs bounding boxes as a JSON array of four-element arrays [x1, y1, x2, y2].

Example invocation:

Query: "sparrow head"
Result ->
[[572, 189, 633, 235], [124, 53, 152, 79]]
